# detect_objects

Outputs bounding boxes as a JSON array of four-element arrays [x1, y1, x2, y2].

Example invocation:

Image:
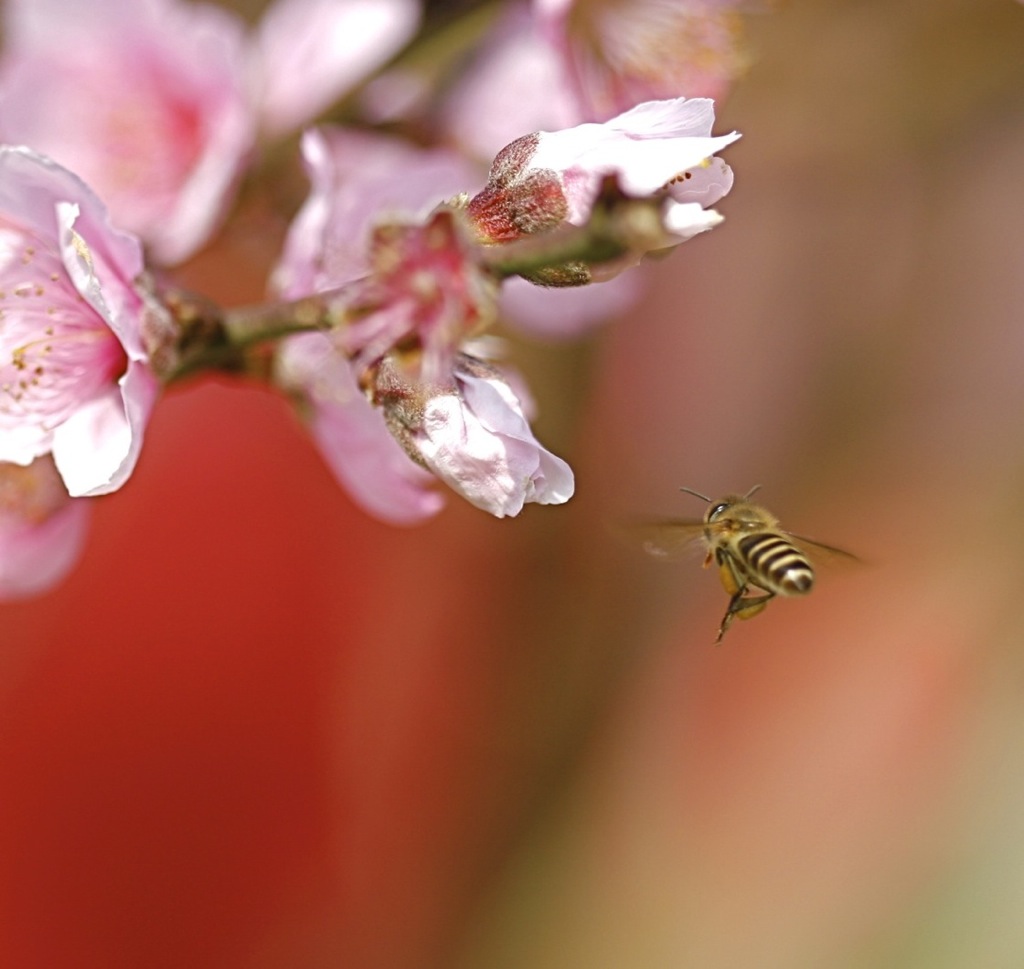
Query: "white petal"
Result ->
[[533, 127, 740, 201], [417, 369, 573, 517], [418, 393, 502, 514], [0, 427, 52, 467], [607, 97, 718, 139], [663, 201, 724, 241], [51, 363, 157, 497], [460, 373, 574, 507]]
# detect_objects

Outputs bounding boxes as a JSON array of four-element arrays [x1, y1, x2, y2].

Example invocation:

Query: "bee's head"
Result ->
[[681, 485, 762, 525], [705, 495, 742, 524]]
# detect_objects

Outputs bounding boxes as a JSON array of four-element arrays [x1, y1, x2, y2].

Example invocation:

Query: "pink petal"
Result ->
[[273, 126, 480, 297], [499, 272, 641, 337], [0, 498, 90, 599], [277, 334, 443, 524], [256, 0, 421, 136]]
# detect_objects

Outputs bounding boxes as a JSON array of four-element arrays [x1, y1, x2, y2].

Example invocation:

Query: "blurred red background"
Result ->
[[3, 1, 1024, 967]]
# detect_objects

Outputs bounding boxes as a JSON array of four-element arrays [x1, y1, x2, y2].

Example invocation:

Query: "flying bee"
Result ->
[[635, 485, 857, 643]]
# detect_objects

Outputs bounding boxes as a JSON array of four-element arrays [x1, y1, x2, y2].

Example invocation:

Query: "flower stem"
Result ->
[[222, 294, 334, 347], [153, 285, 355, 385]]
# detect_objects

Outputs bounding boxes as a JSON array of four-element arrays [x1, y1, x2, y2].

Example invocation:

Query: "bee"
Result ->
[[636, 485, 857, 643]]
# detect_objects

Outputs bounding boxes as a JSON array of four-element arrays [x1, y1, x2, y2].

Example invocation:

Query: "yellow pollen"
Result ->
[[70, 230, 94, 271]]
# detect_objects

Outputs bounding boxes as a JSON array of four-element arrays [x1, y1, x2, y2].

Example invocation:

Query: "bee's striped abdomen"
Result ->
[[736, 533, 814, 596]]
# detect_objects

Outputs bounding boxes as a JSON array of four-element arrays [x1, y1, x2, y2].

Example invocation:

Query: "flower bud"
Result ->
[[372, 353, 574, 518]]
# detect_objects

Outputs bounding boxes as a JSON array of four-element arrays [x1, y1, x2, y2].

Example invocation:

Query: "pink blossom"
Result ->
[[0, 0, 420, 265], [467, 97, 739, 273], [275, 127, 491, 384], [0, 147, 159, 497], [0, 0, 254, 265], [273, 127, 479, 299], [272, 128, 480, 521], [374, 354, 574, 518], [0, 457, 90, 599], [273, 128, 573, 518], [341, 209, 497, 388]]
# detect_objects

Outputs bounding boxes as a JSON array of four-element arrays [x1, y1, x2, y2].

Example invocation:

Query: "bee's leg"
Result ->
[[730, 592, 774, 623], [714, 548, 745, 596], [715, 592, 775, 643], [715, 598, 739, 643], [713, 549, 747, 643], [715, 574, 775, 644]]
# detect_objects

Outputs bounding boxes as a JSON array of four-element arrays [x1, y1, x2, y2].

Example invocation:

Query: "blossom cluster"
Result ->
[[0, 0, 745, 596]]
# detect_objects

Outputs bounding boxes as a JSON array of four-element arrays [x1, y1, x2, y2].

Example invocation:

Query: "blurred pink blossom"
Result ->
[[537, 0, 751, 120], [254, 0, 421, 137], [0, 147, 159, 497], [0, 457, 90, 599], [467, 97, 739, 276], [444, 3, 579, 161], [0, 0, 421, 264], [0, 0, 253, 264], [273, 127, 573, 519], [445, 0, 750, 161], [499, 272, 641, 337]]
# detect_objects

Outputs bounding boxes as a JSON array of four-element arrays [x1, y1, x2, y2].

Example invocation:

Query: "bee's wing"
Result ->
[[787, 533, 861, 568], [622, 518, 707, 560]]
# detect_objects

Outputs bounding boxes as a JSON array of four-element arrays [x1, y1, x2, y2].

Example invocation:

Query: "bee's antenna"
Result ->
[[744, 484, 763, 500], [680, 486, 712, 503]]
